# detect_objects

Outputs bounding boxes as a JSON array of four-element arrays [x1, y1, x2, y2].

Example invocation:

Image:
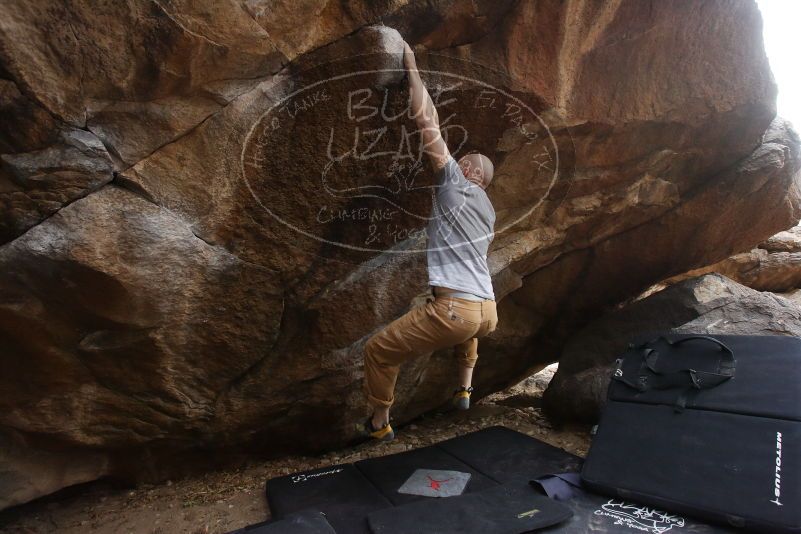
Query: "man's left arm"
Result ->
[[403, 41, 451, 172]]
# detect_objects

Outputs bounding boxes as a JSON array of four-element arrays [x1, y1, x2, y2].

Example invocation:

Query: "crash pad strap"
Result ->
[[613, 335, 736, 412], [529, 473, 582, 501]]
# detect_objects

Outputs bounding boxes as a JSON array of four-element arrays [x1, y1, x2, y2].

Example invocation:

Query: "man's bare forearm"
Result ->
[[402, 41, 449, 168], [403, 43, 438, 126]]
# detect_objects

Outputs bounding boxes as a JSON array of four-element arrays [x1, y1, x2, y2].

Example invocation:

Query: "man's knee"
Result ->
[[365, 334, 379, 360], [365, 334, 391, 369]]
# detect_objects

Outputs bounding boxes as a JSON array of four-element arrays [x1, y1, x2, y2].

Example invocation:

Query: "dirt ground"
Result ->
[[0, 365, 592, 534]]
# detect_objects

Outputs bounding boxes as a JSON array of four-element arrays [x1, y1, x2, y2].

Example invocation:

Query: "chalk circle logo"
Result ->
[[594, 500, 686, 533], [240, 52, 572, 258]]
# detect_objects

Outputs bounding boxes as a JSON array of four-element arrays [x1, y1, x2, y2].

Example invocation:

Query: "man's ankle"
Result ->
[[371, 412, 389, 429]]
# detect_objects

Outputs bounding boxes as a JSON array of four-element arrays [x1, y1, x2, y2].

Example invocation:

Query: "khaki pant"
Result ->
[[363, 290, 498, 409]]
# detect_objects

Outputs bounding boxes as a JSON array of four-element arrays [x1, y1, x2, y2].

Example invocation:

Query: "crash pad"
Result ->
[[232, 425, 737, 534]]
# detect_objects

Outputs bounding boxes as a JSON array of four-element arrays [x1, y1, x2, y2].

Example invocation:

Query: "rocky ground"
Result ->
[[0, 365, 590, 534]]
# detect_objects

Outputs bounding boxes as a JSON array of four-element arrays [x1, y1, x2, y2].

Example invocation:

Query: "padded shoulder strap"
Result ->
[[613, 334, 736, 411], [644, 335, 735, 387]]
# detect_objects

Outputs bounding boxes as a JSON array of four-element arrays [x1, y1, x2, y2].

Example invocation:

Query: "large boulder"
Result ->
[[1, 0, 800, 507], [543, 274, 801, 423]]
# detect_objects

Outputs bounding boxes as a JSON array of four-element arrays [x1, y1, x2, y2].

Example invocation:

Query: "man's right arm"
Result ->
[[403, 41, 451, 171]]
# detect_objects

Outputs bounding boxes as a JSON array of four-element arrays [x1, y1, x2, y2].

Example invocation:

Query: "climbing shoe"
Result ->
[[357, 415, 395, 442], [452, 386, 474, 410]]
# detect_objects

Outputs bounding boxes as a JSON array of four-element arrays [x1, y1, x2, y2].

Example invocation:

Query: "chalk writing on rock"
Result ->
[[240, 62, 562, 256]]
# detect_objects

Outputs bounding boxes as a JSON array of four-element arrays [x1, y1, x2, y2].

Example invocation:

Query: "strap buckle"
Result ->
[[688, 369, 702, 389]]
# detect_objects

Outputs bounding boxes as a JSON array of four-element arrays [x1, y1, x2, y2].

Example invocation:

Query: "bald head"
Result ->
[[457, 153, 494, 189]]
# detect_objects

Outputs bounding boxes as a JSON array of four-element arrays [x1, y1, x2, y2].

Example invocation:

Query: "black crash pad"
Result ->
[[437, 425, 583, 483], [368, 481, 572, 534], [250, 425, 737, 534], [228, 510, 336, 534], [265, 463, 391, 533]]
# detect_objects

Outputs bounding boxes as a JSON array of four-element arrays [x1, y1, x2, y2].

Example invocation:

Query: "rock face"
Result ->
[[663, 223, 801, 293], [543, 274, 801, 423], [1, 0, 801, 508]]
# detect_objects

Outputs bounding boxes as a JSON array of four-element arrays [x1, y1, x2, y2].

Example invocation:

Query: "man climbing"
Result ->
[[359, 41, 498, 441]]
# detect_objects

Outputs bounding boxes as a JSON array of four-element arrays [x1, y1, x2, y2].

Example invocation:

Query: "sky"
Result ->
[[757, 0, 801, 129]]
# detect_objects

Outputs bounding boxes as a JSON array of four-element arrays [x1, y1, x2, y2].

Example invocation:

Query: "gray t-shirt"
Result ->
[[426, 155, 495, 300]]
